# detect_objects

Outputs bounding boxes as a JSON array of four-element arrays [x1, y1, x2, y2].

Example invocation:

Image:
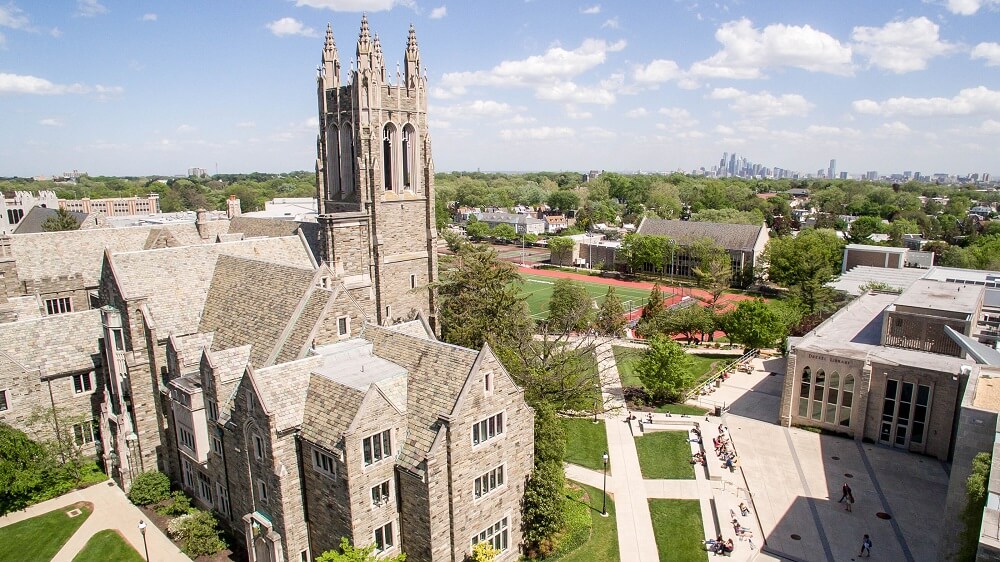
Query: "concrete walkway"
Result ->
[[0, 480, 190, 562]]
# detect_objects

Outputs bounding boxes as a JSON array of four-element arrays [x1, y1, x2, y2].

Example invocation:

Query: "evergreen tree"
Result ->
[[595, 286, 627, 337], [41, 208, 80, 232]]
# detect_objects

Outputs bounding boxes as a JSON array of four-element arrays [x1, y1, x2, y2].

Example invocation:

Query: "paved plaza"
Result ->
[[571, 342, 951, 562]]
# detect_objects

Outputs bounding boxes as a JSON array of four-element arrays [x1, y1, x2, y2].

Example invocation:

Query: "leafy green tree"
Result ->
[[958, 452, 992, 561], [663, 303, 714, 343], [465, 220, 489, 240], [595, 287, 627, 338], [619, 234, 671, 274], [127, 470, 171, 506], [546, 279, 594, 333], [848, 216, 883, 243], [640, 285, 665, 326], [548, 236, 575, 265], [0, 423, 51, 515], [689, 238, 732, 305], [438, 245, 531, 351], [168, 509, 227, 557], [316, 537, 406, 562], [491, 223, 517, 242], [41, 208, 80, 232], [522, 404, 567, 556], [722, 299, 786, 350], [547, 190, 580, 212], [691, 208, 764, 225], [764, 229, 844, 314], [635, 335, 695, 403]]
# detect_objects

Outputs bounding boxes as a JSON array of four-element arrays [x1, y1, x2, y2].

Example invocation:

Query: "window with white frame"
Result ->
[[254, 434, 264, 461], [45, 297, 72, 315], [72, 372, 93, 394], [472, 517, 509, 554], [362, 429, 392, 466], [371, 480, 391, 507], [313, 448, 336, 479], [0, 389, 10, 412], [258, 479, 268, 503], [374, 521, 394, 552], [337, 316, 349, 337], [178, 425, 196, 451], [474, 465, 505, 499], [72, 420, 99, 446], [472, 412, 504, 446]]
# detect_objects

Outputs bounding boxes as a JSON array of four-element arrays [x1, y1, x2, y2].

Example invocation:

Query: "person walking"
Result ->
[[859, 534, 872, 557], [839, 482, 852, 503], [845, 490, 854, 512]]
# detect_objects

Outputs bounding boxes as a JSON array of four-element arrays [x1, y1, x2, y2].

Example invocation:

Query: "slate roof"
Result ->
[[385, 318, 435, 340], [300, 374, 365, 453], [362, 324, 478, 470], [636, 218, 766, 252], [208, 345, 252, 425], [252, 355, 322, 432], [228, 216, 322, 263], [197, 255, 319, 367], [170, 332, 215, 373], [0, 309, 103, 376], [12, 206, 89, 234], [109, 236, 314, 337]]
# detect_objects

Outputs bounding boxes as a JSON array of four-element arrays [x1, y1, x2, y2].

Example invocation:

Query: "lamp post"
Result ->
[[138, 520, 149, 561], [601, 452, 609, 517]]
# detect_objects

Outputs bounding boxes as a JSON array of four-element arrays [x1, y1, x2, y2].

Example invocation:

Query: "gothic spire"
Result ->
[[404, 23, 421, 89], [357, 13, 371, 54], [321, 23, 340, 88]]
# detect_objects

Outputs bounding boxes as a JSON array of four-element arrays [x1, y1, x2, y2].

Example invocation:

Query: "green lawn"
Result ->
[[548, 483, 620, 562], [634, 431, 695, 480], [520, 273, 650, 319], [652, 403, 710, 416], [562, 418, 610, 472], [72, 529, 144, 562], [648, 499, 708, 562], [0, 502, 93, 562], [613, 345, 737, 389]]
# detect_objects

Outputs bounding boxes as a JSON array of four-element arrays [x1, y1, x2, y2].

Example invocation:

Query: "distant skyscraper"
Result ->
[[828, 159, 836, 179]]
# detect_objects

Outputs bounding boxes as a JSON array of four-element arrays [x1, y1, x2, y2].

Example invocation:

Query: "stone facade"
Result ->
[[315, 18, 438, 329]]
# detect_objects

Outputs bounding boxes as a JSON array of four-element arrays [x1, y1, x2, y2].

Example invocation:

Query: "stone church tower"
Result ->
[[314, 17, 438, 329]]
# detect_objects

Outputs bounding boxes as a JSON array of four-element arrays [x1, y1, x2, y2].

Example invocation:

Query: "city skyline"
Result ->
[[2, 1, 999, 177]]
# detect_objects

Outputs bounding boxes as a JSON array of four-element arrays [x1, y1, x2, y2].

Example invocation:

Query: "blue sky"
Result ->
[[2, 0, 999, 177]]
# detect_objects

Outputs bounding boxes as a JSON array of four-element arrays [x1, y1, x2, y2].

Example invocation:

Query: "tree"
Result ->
[[764, 229, 844, 314], [465, 219, 489, 240], [316, 538, 406, 562], [595, 287, 627, 337], [438, 244, 532, 351], [546, 279, 594, 333], [848, 216, 883, 243], [689, 238, 732, 305], [547, 190, 580, 212], [619, 234, 671, 274], [470, 542, 500, 562], [0, 423, 51, 515], [41, 208, 80, 232], [491, 223, 518, 242], [958, 452, 992, 561], [548, 236, 575, 266], [663, 303, 714, 343], [640, 285, 665, 325], [522, 404, 566, 556], [635, 335, 695, 403], [722, 299, 785, 350], [127, 470, 171, 506]]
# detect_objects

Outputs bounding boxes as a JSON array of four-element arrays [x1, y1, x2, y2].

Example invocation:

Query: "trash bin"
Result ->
[[714, 405, 722, 417], [715, 379, 722, 388]]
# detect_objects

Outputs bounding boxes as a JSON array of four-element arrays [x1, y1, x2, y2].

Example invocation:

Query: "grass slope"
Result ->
[[562, 418, 610, 472], [614, 346, 730, 388], [634, 431, 696, 480], [72, 529, 144, 562], [0, 502, 93, 562], [648, 499, 709, 562]]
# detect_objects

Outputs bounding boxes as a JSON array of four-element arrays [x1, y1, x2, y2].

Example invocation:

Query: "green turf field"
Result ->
[[519, 272, 653, 319]]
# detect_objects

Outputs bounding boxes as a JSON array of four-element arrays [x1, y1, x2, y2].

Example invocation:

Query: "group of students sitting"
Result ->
[[713, 427, 738, 471], [705, 536, 735, 556]]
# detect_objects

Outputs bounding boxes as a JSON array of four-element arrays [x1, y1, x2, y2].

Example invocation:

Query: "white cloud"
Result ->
[[581, 5, 601, 14], [0, 3, 30, 29], [535, 80, 615, 105], [0, 32, 4, 45], [39, 118, 63, 127], [566, 105, 592, 119], [462, 99, 515, 116], [659, 106, 696, 123], [625, 107, 647, 118], [944, 0, 1000, 15], [267, 17, 318, 38], [429, 6, 446, 19], [853, 86, 1000, 117], [690, 18, 853, 79], [873, 121, 912, 137], [50, 27, 61, 37], [977, 119, 1000, 134], [713, 125, 735, 135], [851, 17, 955, 73], [236, 121, 256, 128], [972, 42, 1000, 66], [633, 59, 680, 84], [602, 17, 619, 29], [499, 126, 574, 140], [76, 0, 108, 17], [176, 124, 197, 134], [708, 87, 813, 118], [804, 125, 860, 137], [140, 13, 157, 21], [582, 126, 616, 139], [293, 0, 414, 11], [0, 73, 122, 96]]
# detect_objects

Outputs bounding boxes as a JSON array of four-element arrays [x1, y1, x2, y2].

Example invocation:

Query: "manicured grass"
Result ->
[[634, 431, 695, 480], [652, 403, 710, 416], [72, 529, 144, 562], [519, 273, 650, 319], [648, 499, 709, 562], [548, 483, 620, 562], [614, 345, 737, 389], [562, 418, 610, 472], [0, 502, 93, 562]]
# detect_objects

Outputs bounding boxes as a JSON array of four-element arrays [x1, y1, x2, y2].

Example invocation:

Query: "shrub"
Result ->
[[127, 470, 171, 506], [522, 462, 566, 557], [958, 452, 992, 560], [157, 490, 194, 516], [169, 509, 226, 557]]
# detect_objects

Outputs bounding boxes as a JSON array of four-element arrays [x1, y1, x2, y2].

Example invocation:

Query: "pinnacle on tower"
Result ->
[[357, 13, 371, 53], [404, 23, 421, 88], [406, 23, 418, 54], [321, 22, 340, 88]]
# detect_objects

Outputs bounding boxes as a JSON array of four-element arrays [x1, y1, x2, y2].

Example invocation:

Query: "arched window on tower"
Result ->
[[402, 124, 417, 192], [826, 372, 840, 424], [340, 125, 355, 194], [799, 367, 811, 418], [840, 375, 854, 427], [812, 370, 825, 421], [326, 124, 341, 197], [382, 123, 397, 192]]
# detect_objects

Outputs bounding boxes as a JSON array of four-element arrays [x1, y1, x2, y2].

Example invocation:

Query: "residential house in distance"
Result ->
[[475, 212, 546, 236]]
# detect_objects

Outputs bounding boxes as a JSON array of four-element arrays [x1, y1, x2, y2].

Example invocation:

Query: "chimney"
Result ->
[[196, 209, 209, 239], [226, 195, 242, 219]]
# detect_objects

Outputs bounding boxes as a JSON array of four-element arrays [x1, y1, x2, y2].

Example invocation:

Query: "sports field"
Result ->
[[520, 271, 652, 319]]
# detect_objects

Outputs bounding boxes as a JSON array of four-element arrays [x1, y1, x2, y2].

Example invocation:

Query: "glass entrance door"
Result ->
[[879, 379, 931, 449]]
